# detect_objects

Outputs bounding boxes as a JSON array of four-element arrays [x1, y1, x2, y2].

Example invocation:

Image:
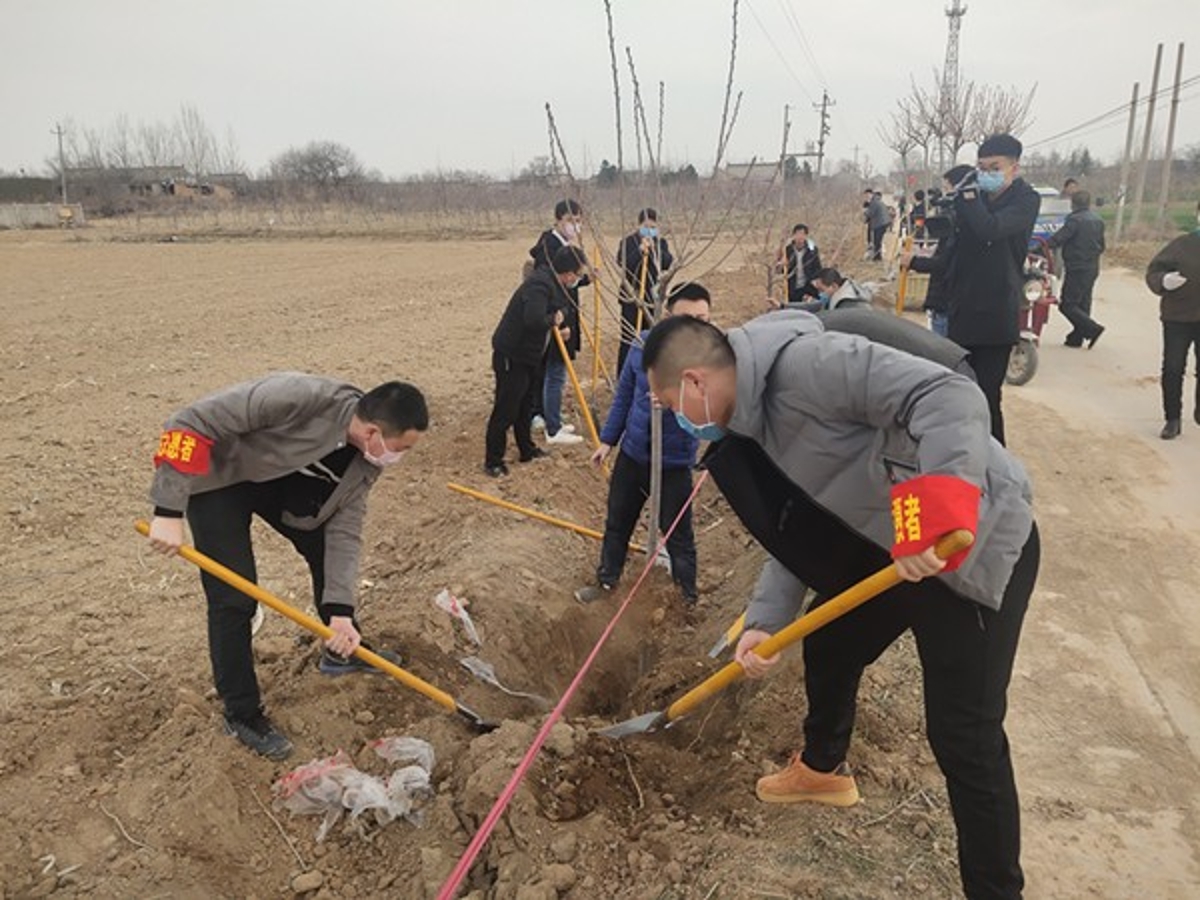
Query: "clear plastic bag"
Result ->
[[272, 738, 435, 840], [433, 588, 481, 645]]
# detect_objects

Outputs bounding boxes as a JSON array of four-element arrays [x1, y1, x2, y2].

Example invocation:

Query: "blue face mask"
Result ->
[[976, 170, 1007, 194], [817, 291, 831, 307], [639, 225, 659, 239], [674, 378, 726, 442]]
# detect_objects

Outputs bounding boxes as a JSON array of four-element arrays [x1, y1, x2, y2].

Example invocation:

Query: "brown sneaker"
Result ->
[[755, 754, 860, 807]]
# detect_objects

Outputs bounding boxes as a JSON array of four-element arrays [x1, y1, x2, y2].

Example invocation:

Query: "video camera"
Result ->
[[931, 168, 978, 211]]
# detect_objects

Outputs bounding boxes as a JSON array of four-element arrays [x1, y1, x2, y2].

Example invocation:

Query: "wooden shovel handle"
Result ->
[[134, 520, 460, 713], [665, 529, 974, 723]]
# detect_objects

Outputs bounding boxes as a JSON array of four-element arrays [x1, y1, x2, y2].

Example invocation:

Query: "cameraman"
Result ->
[[903, 164, 975, 337], [947, 134, 1041, 446]]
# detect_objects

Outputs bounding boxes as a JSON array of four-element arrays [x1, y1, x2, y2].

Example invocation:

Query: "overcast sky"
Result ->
[[2, 0, 1196, 180]]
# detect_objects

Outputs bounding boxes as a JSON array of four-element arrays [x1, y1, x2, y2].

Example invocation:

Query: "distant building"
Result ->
[[722, 161, 782, 182]]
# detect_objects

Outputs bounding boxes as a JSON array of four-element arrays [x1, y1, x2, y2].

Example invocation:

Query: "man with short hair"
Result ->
[[811, 268, 871, 311], [147, 374, 429, 759], [948, 133, 1041, 445], [863, 190, 891, 261], [777, 223, 823, 306], [616, 208, 675, 374], [1046, 189, 1106, 348], [641, 312, 1039, 900], [575, 283, 711, 606], [529, 200, 588, 446], [486, 245, 586, 476]]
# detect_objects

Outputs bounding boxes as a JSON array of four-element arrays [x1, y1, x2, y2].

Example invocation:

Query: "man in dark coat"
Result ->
[[904, 165, 974, 337], [777, 223, 823, 306], [615, 208, 674, 374], [485, 245, 587, 475], [947, 133, 1041, 446], [1047, 190, 1106, 348], [529, 199, 589, 445], [1145, 203, 1200, 439]]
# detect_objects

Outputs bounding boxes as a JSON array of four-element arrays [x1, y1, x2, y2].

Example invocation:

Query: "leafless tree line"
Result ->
[[878, 72, 1037, 186], [58, 103, 243, 179]]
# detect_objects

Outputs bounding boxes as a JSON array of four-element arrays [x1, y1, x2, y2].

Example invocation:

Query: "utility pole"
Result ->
[[1154, 42, 1185, 231], [1130, 43, 1164, 228], [780, 104, 791, 214], [852, 145, 860, 177], [1114, 82, 1140, 244], [813, 90, 833, 178], [51, 122, 67, 204]]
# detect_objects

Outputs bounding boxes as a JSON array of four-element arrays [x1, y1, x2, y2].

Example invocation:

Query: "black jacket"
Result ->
[[1047, 208, 1105, 270], [616, 233, 673, 301], [908, 230, 957, 313], [781, 239, 822, 303], [492, 267, 566, 366], [529, 229, 588, 356], [948, 177, 1041, 347]]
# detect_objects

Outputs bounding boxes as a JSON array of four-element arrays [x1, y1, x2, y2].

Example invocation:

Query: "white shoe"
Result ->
[[546, 430, 584, 445], [561, 424, 576, 433], [531, 415, 546, 431]]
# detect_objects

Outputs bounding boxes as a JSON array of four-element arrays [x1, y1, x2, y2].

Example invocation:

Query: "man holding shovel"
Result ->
[[146, 374, 428, 760], [642, 312, 1039, 900]]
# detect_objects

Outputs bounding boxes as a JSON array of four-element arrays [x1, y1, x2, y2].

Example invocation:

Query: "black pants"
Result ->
[[963, 344, 1012, 446], [1161, 320, 1200, 421], [187, 481, 349, 721], [485, 351, 539, 467], [1059, 265, 1102, 344], [597, 450, 697, 596], [802, 524, 1040, 900], [870, 225, 888, 260]]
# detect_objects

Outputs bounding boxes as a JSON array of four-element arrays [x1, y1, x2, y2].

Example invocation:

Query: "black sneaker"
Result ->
[[483, 463, 509, 478], [223, 713, 293, 761], [519, 448, 550, 463], [318, 647, 402, 676], [1086, 326, 1105, 349], [1161, 419, 1182, 440]]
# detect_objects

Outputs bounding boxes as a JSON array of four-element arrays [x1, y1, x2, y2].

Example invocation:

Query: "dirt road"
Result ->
[[1005, 268, 1200, 897]]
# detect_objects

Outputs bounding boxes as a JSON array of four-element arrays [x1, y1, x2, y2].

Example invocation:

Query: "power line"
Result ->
[[1025, 73, 1200, 150], [743, 0, 817, 105], [775, 0, 830, 91]]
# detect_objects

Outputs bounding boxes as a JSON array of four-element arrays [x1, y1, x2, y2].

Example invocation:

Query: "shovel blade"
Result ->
[[596, 711, 668, 739]]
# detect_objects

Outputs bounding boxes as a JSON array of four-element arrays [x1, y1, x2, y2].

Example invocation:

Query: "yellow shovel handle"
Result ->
[[134, 520, 459, 713], [665, 529, 974, 722]]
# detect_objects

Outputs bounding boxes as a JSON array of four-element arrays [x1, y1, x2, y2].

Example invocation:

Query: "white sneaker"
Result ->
[[546, 430, 584, 445], [531, 415, 546, 432]]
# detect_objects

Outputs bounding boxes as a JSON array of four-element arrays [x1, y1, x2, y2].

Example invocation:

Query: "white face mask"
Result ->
[[363, 431, 406, 467]]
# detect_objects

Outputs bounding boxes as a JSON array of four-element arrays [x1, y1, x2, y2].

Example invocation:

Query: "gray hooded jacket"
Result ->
[[728, 312, 1034, 634], [149, 372, 380, 612]]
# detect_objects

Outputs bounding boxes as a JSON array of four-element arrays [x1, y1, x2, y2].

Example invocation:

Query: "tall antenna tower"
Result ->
[[939, 0, 968, 169]]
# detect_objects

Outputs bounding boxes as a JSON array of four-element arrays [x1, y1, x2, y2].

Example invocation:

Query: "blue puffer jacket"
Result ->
[[600, 338, 698, 469]]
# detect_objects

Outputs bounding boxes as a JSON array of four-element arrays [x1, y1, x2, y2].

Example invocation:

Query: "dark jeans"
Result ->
[[485, 351, 539, 467], [802, 524, 1040, 900], [1059, 265, 1102, 344], [870, 225, 888, 260], [1161, 320, 1200, 421], [597, 450, 697, 596], [964, 344, 1012, 446], [187, 481, 351, 721]]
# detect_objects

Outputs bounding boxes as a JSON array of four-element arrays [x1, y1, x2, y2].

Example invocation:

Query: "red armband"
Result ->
[[890, 474, 980, 572], [153, 429, 213, 475]]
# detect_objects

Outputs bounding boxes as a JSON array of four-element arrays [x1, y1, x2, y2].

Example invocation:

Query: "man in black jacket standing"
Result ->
[[948, 134, 1041, 446], [484, 246, 586, 476], [616, 208, 674, 374], [1046, 190, 1106, 348]]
